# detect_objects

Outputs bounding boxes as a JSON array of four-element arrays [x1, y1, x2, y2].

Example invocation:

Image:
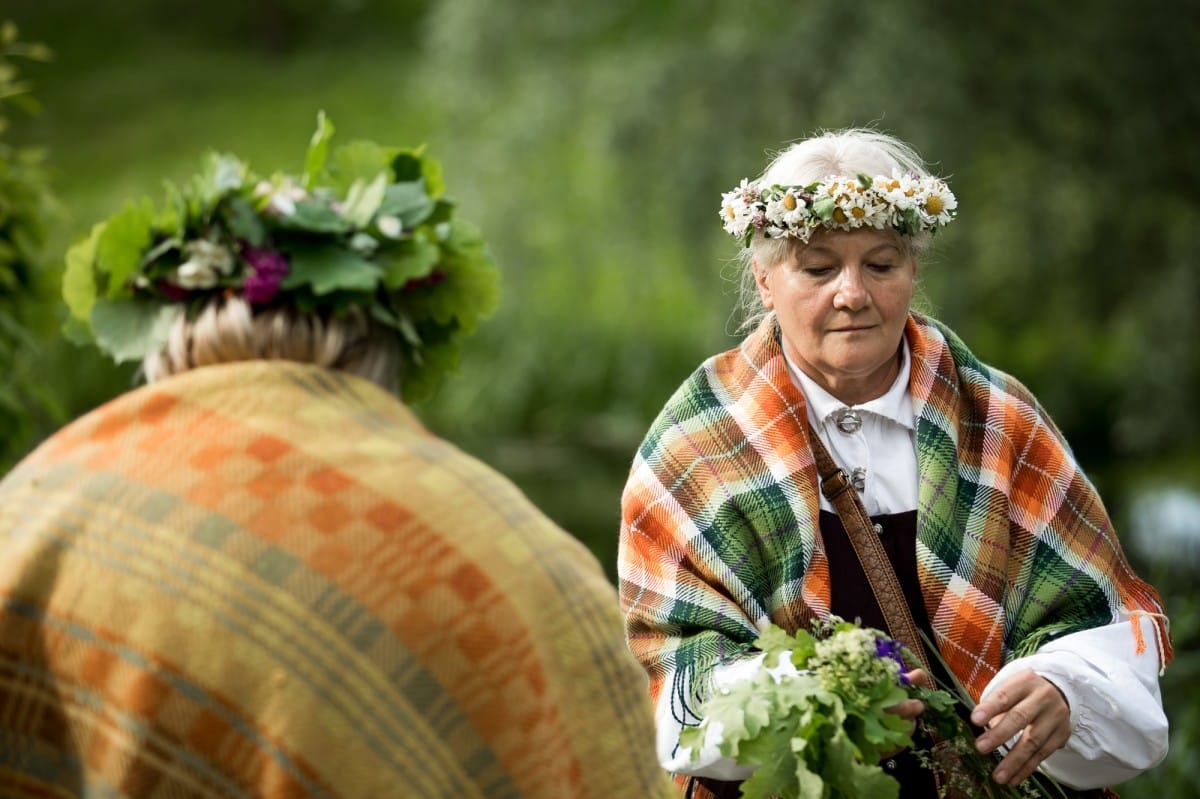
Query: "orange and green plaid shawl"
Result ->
[[0, 360, 671, 799], [619, 313, 1171, 719]]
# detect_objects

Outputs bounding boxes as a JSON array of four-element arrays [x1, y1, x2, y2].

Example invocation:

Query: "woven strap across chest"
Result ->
[[805, 422, 933, 675]]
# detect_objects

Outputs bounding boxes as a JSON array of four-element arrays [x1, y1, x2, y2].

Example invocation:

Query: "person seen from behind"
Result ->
[[0, 114, 672, 799]]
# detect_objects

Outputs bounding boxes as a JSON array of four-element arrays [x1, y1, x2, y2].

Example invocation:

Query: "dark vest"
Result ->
[[691, 509, 942, 798]]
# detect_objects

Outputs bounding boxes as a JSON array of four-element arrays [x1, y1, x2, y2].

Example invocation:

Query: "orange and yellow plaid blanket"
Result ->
[[620, 314, 1171, 718], [0, 360, 669, 798]]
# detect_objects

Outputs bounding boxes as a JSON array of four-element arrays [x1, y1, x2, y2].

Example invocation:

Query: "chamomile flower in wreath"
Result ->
[[720, 178, 761, 239], [763, 194, 796, 239], [919, 179, 957, 225], [876, 174, 923, 210], [837, 184, 888, 231], [866, 192, 897, 230], [760, 189, 810, 235], [821, 177, 849, 200], [818, 177, 866, 228], [779, 191, 811, 228]]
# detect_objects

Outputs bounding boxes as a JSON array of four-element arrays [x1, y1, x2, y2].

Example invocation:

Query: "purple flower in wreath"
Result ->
[[402, 270, 446, 292], [241, 246, 290, 305], [154, 279, 191, 303]]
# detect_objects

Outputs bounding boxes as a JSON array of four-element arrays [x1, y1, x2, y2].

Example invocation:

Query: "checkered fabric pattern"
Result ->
[[0, 361, 671, 798], [619, 313, 1171, 728]]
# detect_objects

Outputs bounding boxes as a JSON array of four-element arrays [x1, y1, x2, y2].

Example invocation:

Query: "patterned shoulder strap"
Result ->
[[805, 421, 933, 675]]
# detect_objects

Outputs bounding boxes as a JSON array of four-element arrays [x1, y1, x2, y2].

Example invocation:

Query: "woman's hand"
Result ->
[[970, 669, 1071, 785], [880, 668, 929, 756]]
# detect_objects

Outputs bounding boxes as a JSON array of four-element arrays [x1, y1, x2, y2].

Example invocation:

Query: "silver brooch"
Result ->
[[851, 467, 867, 492], [836, 408, 862, 434]]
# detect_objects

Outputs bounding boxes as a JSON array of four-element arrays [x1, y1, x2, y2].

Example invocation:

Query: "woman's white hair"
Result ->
[[733, 128, 937, 331], [143, 295, 401, 391]]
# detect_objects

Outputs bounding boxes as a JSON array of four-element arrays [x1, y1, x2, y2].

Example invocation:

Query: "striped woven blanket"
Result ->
[[619, 313, 1171, 716], [0, 360, 670, 798]]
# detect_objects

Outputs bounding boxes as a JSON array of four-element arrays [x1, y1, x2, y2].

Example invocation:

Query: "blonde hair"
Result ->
[[143, 295, 401, 391], [734, 128, 936, 330]]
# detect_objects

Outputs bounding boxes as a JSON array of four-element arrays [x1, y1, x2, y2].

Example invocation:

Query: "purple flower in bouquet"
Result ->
[[241, 246, 290, 305], [875, 636, 910, 684]]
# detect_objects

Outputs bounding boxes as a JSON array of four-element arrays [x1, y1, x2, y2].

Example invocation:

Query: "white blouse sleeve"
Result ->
[[655, 653, 800, 780], [980, 612, 1169, 790]]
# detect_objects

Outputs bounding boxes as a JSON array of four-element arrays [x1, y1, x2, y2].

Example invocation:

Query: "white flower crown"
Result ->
[[719, 172, 957, 246]]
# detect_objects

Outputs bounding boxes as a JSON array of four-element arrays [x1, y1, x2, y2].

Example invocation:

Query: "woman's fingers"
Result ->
[[902, 667, 934, 690], [881, 693, 924, 757], [970, 670, 1071, 784], [993, 715, 1071, 785], [885, 697, 926, 721]]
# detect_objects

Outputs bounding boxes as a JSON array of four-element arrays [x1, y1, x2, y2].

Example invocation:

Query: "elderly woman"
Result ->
[[619, 129, 1171, 798], [0, 118, 672, 799]]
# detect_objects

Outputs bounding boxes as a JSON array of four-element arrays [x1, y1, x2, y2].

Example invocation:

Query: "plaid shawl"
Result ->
[[619, 314, 1171, 719], [0, 361, 670, 799]]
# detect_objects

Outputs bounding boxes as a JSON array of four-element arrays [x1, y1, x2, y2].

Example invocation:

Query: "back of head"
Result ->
[[63, 113, 501, 402], [143, 297, 400, 389]]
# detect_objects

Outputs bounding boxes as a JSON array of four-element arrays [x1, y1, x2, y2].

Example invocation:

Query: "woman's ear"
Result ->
[[753, 259, 774, 309]]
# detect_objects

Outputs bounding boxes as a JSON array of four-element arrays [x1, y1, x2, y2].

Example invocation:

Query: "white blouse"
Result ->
[[787, 342, 918, 516], [656, 342, 1169, 790]]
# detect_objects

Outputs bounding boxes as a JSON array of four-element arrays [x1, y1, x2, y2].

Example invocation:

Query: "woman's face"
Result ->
[[754, 228, 916, 405]]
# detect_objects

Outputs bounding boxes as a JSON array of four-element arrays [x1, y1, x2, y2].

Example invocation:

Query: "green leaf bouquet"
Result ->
[[679, 618, 1072, 799]]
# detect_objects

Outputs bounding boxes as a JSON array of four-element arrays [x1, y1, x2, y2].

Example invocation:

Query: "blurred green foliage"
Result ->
[[0, 21, 60, 469], [2, 1, 1198, 795]]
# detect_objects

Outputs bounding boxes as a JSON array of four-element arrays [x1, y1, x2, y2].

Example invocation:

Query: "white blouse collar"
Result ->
[[783, 339, 915, 431]]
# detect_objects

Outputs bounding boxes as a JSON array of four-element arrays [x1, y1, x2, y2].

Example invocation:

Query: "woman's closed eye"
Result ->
[[800, 265, 835, 278], [867, 262, 897, 274]]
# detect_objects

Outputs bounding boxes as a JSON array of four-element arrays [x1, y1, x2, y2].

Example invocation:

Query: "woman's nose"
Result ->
[[833, 267, 869, 310]]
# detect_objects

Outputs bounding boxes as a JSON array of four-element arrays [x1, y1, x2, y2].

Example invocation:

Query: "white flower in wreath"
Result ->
[[779, 196, 811, 229], [175, 260, 219, 289], [190, 239, 235, 274], [840, 190, 887, 230], [920, 180, 958, 225], [254, 177, 308, 218], [759, 193, 809, 240], [376, 214, 403, 239], [732, 177, 759, 203], [823, 177, 859, 201], [719, 172, 957, 243], [175, 239, 234, 289], [720, 190, 757, 239], [877, 174, 922, 212], [763, 194, 787, 219]]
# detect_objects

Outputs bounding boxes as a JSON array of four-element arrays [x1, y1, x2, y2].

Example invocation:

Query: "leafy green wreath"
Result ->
[[62, 112, 500, 401]]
